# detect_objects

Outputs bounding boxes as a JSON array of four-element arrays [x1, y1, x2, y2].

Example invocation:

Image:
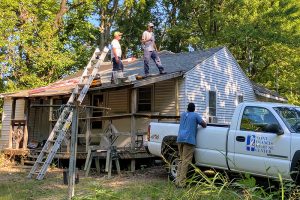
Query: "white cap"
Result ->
[[148, 22, 154, 27]]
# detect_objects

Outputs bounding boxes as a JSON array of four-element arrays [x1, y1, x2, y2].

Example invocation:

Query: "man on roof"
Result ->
[[141, 23, 166, 77], [111, 31, 124, 83]]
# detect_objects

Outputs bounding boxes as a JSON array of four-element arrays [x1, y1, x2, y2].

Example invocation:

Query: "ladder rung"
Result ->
[[95, 51, 101, 56], [37, 161, 45, 164], [42, 150, 50, 154], [78, 83, 86, 87], [48, 140, 56, 143], [91, 59, 98, 64]]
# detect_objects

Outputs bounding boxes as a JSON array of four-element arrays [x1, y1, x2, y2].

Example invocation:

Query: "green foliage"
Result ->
[[0, 0, 299, 104]]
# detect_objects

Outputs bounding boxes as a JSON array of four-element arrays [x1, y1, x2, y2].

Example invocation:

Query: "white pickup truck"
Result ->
[[147, 102, 300, 183]]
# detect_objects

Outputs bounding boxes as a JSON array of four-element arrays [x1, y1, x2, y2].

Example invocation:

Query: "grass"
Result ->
[[1, 154, 300, 200]]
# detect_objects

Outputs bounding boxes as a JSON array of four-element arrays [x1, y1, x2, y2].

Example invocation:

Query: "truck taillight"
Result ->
[[147, 124, 151, 141]]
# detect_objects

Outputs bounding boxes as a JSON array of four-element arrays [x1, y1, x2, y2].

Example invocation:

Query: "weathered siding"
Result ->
[[154, 79, 176, 115], [107, 89, 129, 114], [0, 98, 12, 149], [15, 99, 25, 120], [28, 99, 50, 142], [183, 47, 256, 123]]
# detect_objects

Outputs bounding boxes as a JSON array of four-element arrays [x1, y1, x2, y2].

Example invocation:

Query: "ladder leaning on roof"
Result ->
[[27, 46, 109, 180]]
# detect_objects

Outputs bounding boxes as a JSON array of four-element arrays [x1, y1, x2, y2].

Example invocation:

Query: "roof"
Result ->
[[0, 46, 286, 102], [252, 82, 287, 102], [1, 47, 221, 98]]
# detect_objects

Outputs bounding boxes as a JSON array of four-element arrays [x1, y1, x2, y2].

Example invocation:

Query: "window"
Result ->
[[240, 106, 282, 133], [238, 95, 244, 104], [137, 87, 152, 112], [92, 94, 103, 129], [208, 91, 216, 116]]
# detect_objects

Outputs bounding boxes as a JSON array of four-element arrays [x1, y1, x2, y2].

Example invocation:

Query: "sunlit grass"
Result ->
[[1, 151, 300, 200]]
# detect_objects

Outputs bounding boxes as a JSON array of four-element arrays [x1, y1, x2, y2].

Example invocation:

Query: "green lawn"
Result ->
[[0, 164, 300, 200]]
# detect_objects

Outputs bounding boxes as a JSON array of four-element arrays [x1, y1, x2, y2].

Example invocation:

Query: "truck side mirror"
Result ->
[[266, 123, 284, 135]]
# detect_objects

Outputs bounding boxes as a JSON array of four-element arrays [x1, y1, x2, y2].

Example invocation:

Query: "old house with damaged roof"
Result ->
[[0, 46, 286, 168]]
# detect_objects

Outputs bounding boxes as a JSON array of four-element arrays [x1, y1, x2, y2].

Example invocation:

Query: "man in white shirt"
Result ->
[[142, 23, 166, 77], [111, 31, 124, 82]]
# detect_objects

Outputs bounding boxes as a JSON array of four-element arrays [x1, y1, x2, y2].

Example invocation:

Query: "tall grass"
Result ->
[[74, 165, 300, 200]]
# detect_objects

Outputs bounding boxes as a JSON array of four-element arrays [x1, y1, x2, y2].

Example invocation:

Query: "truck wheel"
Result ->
[[291, 160, 300, 184], [168, 154, 179, 182]]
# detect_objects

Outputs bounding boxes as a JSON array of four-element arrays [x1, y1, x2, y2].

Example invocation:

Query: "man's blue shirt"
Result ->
[[177, 111, 204, 146]]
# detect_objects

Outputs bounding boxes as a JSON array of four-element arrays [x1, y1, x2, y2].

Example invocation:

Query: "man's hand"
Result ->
[[115, 57, 119, 64], [201, 120, 207, 128]]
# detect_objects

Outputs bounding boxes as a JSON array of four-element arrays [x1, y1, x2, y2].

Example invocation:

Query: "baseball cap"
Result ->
[[148, 22, 154, 27], [114, 31, 123, 37]]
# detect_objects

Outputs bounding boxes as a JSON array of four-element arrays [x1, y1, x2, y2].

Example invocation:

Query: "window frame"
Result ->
[[91, 93, 104, 129], [137, 86, 153, 112], [237, 94, 244, 104], [239, 106, 283, 134], [207, 90, 217, 117]]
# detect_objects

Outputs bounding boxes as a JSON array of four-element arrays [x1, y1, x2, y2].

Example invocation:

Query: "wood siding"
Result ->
[[15, 99, 25, 120], [0, 99, 12, 149], [154, 79, 176, 115], [107, 89, 129, 114], [28, 99, 51, 142], [181, 47, 256, 123]]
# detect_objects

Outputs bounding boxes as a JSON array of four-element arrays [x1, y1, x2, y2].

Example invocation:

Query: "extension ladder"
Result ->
[[27, 46, 109, 180]]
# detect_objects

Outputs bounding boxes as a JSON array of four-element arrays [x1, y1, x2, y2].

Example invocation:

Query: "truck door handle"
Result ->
[[236, 136, 245, 142]]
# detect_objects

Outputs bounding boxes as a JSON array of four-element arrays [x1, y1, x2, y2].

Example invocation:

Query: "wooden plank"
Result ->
[[130, 89, 137, 149], [68, 104, 79, 199], [86, 108, 91, 152]]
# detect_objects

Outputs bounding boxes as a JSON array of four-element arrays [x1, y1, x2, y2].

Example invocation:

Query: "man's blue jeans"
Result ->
[[144, 50, 164, 75]]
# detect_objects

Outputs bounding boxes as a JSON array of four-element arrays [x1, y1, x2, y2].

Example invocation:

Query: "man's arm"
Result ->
[[112, 47, 119, 63], [200, 120, 207, 128], [153, 42, 158, 51], [197, 114, 207, 128], [142, 32, 152, 44]]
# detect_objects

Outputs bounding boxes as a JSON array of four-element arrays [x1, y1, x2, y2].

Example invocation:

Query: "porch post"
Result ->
[[85, 107, 91, 152], [130, 88, 137, 172], [175, 79, 179, 116], [23, 98, 29, 150], [9, 98, 16, 149], [68, 103, 79, 199]]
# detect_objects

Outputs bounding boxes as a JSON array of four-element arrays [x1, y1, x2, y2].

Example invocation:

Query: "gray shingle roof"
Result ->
[[99, 47, 223, 83]]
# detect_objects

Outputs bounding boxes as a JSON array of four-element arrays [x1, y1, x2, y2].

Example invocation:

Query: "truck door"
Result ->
[[233, 106, 290, 178]]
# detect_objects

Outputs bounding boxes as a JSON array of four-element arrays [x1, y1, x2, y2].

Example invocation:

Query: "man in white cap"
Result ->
[[111, 31, 124, 82], [141, 22, 166, 77]]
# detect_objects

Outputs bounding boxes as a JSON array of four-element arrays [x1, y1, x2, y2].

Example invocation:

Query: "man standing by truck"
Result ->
[[176, 103, 207, 188]]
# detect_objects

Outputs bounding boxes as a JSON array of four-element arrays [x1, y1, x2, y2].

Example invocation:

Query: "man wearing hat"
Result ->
[[141, 23, 166, 77], [111, 31, 124, 82]]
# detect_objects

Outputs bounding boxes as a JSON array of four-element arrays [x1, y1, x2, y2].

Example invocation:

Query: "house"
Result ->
[[0, 46, 286, 159]]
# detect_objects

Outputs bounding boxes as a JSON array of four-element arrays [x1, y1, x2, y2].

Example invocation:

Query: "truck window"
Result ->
[[240, 106, 282, 133], [274, 107, 300, 132]]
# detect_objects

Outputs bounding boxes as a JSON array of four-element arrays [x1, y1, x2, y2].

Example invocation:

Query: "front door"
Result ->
[[233, 106, 290, 178]]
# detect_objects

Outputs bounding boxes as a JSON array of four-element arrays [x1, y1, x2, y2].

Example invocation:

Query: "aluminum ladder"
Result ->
[[27, 46, 109, 180]]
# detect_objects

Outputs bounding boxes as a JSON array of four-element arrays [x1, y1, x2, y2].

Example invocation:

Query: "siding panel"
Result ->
[[0, 99, 12, 149], [154, 79, 176, 115], [107, 89, 129, 114], [183, 47, 256, 123]]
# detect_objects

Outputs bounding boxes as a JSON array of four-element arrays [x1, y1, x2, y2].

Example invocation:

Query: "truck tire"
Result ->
[[168, 153, 179, 182], [291, 160, 300, 184]]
